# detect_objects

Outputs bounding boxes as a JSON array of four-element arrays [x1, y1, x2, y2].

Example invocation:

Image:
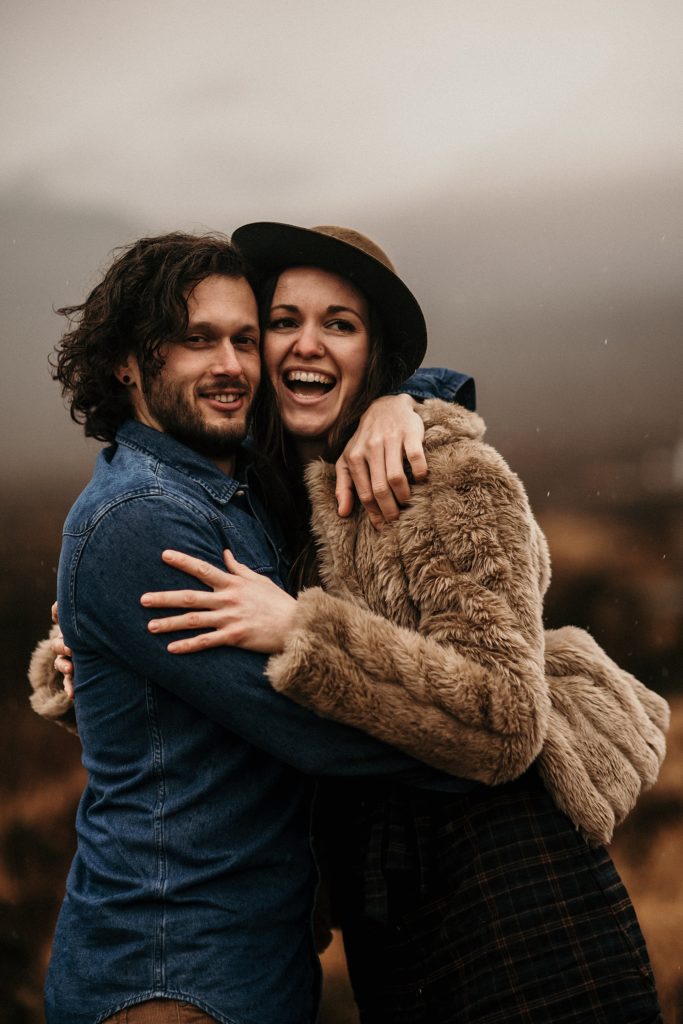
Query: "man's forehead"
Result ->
[[186, 274, 258, 323]]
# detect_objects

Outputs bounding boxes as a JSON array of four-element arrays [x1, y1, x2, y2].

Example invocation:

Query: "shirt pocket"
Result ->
[[215, 510, 280, 580]]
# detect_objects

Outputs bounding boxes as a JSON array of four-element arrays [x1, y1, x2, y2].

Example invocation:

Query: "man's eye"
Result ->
[[234, 335, 259, 347], [185, 335, 208, 346]]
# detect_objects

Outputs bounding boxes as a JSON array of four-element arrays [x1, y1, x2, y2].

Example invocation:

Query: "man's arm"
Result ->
[[63, 493, 454, 782], [394, 367, 476, 410]]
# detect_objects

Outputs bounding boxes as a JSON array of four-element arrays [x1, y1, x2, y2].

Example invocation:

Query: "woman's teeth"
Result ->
[[284, 370, 335, 397], [285, 370, 335, 386]]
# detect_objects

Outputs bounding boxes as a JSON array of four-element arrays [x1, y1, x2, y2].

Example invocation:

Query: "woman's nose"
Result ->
[[292, 324, 325, 358]]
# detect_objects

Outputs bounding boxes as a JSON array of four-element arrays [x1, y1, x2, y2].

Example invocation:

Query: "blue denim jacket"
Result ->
[[393, 366, 475, 412], [46, 368, 474, 1024]]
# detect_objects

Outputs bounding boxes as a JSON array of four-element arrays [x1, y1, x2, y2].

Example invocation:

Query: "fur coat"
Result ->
[[29, 401, 669, 845], [266, 400, 669, 845]]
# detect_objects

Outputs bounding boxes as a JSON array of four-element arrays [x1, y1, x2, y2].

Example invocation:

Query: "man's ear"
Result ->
[[114, 356, 141, 389]]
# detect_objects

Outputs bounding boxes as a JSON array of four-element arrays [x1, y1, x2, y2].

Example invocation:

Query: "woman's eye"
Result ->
[[327, 319, 355, 333], [268, 317, 298, 330]]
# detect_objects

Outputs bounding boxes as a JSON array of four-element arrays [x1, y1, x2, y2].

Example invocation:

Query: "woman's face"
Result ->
[[263, 266, 370, 445]]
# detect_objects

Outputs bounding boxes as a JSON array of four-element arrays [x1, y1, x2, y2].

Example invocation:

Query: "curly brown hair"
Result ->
[[52, 232, 251, 442]]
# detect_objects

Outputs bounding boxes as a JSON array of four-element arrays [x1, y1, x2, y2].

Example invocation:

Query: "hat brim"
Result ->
[[231, 222, 427, 378]]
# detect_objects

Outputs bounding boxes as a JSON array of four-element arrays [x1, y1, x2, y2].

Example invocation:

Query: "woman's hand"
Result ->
[[51, 601, 75, 699], [335, 393, 427, 529], [140, 549, 298, 655]]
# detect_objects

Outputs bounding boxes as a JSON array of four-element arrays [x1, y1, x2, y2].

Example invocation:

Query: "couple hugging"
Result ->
[[30, 223, 667, 1023]]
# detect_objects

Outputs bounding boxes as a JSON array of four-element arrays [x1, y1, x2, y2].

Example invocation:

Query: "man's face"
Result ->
[[124, 274, 261, 470]]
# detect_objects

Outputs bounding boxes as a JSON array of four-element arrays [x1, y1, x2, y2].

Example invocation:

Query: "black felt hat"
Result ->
[[231, 222, 427, 377]]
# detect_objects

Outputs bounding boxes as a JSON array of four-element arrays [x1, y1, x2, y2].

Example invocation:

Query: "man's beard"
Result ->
[[143, 374, 251, 460]]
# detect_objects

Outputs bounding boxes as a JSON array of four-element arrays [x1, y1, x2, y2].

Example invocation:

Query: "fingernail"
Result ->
[[140, 595, 150, 605], [148, 620, 159, 632]]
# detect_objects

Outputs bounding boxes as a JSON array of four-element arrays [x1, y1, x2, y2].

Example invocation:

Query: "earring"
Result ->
[[122, 374, 132, 385]]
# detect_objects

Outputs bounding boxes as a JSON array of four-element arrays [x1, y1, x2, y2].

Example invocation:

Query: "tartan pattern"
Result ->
[[320, 772, 662, 1023]]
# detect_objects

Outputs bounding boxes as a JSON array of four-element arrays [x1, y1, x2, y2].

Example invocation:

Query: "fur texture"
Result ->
[[268, 400, 669, 845], [28, 402, 669, 844], [28, 625, 78, 734]]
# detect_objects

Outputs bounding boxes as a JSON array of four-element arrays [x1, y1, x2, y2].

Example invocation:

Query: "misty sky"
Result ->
[[1, 0, 681, 491]]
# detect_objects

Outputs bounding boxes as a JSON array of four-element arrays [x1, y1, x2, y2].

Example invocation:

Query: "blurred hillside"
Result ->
[[2, 1, 681, 1019], [1, 464, 682, 1021], [3, 187, 680, 1013], [2, 171, 682, 491]]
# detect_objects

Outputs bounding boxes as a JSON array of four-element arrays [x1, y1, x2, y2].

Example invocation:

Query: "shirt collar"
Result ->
[[115, 419, 248, 505]]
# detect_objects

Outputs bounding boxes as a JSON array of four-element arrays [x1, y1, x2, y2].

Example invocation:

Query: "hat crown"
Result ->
[[310, 226, 397, 274], [231, 220, 426, 377]]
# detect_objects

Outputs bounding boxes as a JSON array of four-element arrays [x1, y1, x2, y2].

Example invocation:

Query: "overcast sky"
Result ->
[[3, 0, 682, 219], [1, 0, 681, 490]]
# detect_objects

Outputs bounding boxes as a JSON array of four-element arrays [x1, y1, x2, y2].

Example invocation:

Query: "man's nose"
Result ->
[[292, 324, 325, 358], [211, 340, 243, 376]]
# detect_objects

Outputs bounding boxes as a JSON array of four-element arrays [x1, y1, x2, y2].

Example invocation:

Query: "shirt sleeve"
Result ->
[[392, 367, 476, 410], [64, 491, 457, 782]]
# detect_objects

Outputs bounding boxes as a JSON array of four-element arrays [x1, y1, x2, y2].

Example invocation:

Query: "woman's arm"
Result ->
[[277, 428, 553, 786], [143, 443, 551, 787], [28, 624, 78, 734], [35, 558, 669, 844], [140, 430, 669, 843], [142, 548, 299, 655]]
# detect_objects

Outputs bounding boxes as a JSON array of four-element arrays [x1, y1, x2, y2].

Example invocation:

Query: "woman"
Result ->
[[129, 223, 666, 1022]]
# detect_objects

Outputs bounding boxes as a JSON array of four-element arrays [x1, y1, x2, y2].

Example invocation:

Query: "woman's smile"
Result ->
[[282, 368, 337, 400]]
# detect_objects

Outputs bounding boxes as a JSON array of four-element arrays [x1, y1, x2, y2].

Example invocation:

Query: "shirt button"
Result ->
[[235, 489, 245, 497]]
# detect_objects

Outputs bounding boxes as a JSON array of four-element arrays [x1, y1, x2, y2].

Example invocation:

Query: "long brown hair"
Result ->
[[249, 271, 397, 590]]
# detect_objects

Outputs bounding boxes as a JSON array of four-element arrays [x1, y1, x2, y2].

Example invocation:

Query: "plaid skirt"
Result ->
[[317, 770, 662, 1024]]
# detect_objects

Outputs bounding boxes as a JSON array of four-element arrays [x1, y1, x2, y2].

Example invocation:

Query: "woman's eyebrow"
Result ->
[[326, 305, 360, 316], [268, 302, 364, 320]]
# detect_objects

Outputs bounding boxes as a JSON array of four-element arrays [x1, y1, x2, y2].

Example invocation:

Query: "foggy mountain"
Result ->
[[1, 171, 680, 497]]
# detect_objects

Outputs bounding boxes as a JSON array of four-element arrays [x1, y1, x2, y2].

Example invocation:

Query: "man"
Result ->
[[37, 232, 469, 1024]]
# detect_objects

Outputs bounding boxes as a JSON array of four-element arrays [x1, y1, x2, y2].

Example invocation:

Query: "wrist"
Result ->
[[274, 596, 299, 652]]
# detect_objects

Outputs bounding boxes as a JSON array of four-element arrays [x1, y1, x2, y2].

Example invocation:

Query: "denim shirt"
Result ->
[[394, 366, 475, 412], [46, 367, 474, 1024], [46, 366, 476, 1024]]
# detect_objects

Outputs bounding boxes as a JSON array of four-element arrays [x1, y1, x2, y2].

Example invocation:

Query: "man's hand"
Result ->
[[335, 394, 427, 529]]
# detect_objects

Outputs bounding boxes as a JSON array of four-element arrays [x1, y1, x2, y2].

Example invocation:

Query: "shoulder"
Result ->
[[418, 399, 523, 497], [58, 490, 231, 641], [64, 459, 220, 539], [60, 490, 225, 610], [413, 400, 550, 586], [419, 397, 487, 447], [73, 491, 221, 556], [304, 399, 524, 519]]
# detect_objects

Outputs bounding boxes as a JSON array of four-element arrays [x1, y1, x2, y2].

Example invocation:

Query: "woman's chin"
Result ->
[[281, 413, 332, 443]]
